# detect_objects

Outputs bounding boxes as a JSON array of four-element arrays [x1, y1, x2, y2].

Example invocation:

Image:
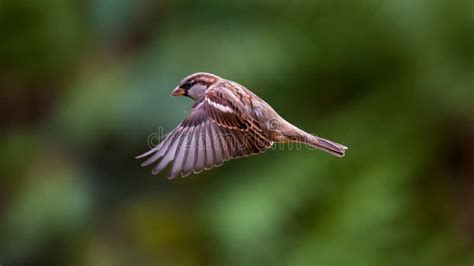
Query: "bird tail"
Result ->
[[299, 132, 347, 158]]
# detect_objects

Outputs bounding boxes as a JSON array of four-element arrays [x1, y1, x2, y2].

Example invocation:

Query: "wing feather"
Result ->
[[204, 122, 215, 169], [141, 128, 181, 167], [214, 125, 231, 162], [182, 126, 199, 177], [169, 126, 194, 178], [209, 123, 224, 166], [194, 124, 206, 173], [152, 127, 187, 175]]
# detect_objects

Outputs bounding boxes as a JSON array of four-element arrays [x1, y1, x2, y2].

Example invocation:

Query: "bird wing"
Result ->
[[136, 85, 273, 179]]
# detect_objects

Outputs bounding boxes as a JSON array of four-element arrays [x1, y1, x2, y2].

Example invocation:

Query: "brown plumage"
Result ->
[[137, 72, 347, 178]]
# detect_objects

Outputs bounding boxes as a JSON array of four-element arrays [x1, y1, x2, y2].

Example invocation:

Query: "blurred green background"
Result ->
[[1, 0, 473, 265]]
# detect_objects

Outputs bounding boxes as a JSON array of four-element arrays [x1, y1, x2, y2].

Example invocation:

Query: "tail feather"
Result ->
[[296, 131, 347, 157], [312, 137, 347, 157]]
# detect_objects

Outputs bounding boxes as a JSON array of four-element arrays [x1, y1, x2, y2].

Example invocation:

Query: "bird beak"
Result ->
[[171, 87, 186, 96]]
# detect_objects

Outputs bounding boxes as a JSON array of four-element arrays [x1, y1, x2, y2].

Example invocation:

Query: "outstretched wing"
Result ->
[[136, 85, 273, 179]]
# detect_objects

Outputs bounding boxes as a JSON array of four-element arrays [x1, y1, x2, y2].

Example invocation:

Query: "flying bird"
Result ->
[[137, 72, 347, 178]]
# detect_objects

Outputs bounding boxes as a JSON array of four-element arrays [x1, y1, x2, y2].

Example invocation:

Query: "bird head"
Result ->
[[172, 72, 220, 100]]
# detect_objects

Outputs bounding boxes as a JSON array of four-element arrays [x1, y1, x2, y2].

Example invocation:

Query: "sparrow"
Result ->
[[137, 72, 347, 178]]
